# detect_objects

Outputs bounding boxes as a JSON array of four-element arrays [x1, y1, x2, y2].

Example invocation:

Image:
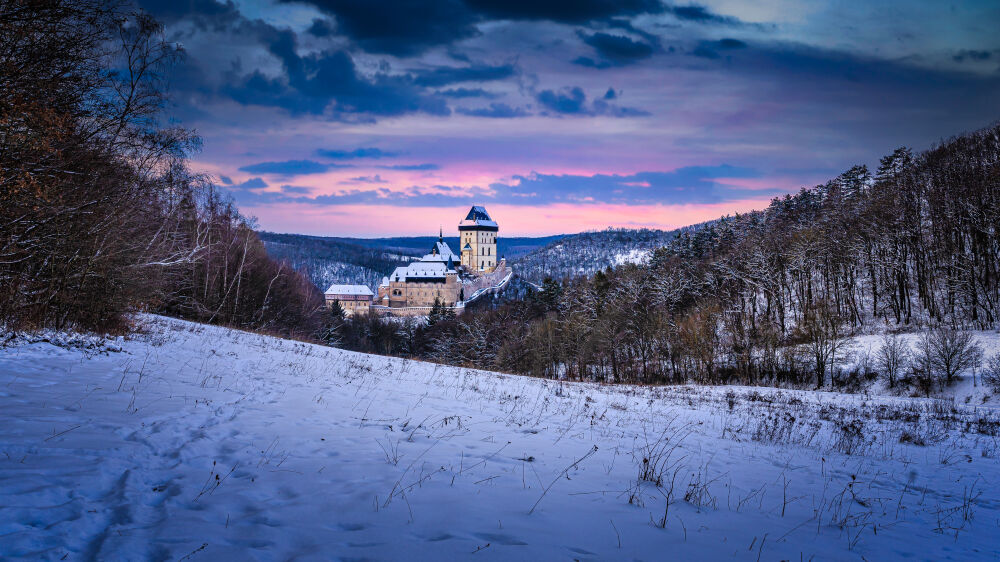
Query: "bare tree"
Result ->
[[876, 333, 910, 388], [800, 300, 851, 388], [914, 328, 984, 394]]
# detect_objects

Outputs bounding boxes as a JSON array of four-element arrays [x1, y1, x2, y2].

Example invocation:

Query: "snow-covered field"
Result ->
[[2, 316, 998, 560]]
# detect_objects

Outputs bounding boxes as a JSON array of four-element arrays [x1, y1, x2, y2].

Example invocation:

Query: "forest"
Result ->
[[333, 125, 1000, 392], [0, 0, 324, 338]]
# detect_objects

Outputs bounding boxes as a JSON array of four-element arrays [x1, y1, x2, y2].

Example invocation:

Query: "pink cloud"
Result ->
[[244, 197, 779, 237]]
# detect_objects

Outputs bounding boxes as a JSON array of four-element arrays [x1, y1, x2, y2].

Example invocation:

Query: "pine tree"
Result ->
[[324, 301, 347, 346]]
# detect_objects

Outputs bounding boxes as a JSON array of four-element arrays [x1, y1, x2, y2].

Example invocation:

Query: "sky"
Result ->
[[144, 0, 1000, 237]]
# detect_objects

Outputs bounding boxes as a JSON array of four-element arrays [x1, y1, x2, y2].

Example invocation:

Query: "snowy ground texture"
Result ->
[[2, 316, 999, 560]]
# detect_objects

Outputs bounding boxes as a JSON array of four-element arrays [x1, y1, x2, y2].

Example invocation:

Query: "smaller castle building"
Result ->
[[324, 284, 374, 315], [377, 232, 462, 309]]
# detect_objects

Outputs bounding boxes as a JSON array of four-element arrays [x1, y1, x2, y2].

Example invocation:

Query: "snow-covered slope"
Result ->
[[513, 228, 676, 282], [1, 317, 998, 559]]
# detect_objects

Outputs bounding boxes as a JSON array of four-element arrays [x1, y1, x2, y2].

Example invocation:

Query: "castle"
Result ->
[[373, 206, 507, 314]]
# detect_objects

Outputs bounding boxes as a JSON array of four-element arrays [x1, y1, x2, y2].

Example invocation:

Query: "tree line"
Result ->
[[1, 0, 324, 338], [333, 123, 1000, 392]]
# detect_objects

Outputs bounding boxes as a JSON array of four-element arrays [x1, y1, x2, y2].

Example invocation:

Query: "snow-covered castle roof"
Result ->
[[324, 284, 374, 297], [459, 205, 498, 230], [388, 259, 456, 282], [421, 231, 459, 262], [388, 231, 459, 282]]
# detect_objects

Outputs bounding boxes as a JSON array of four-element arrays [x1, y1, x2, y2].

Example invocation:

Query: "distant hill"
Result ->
[[511, 227, 683, 283], [258, 232, 568, 291], [330, 235, 567, 261], [258, 232, 409, 292]]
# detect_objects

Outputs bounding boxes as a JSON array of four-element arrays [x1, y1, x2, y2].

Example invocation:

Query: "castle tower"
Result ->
[[459, 205, 498, 272]]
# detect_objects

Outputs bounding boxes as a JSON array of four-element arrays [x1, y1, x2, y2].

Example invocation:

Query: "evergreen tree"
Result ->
[[323, 301, 347, 346]]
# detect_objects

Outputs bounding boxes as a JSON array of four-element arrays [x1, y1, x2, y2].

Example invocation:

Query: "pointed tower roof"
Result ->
[[458, 205, 498, 231]]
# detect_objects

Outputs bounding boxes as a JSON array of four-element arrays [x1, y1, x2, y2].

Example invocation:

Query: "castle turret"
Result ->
[[459, 205, 498, 272]]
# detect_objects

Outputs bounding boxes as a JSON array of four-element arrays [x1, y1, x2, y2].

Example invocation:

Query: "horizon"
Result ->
[[149, 0, 1000, 236]]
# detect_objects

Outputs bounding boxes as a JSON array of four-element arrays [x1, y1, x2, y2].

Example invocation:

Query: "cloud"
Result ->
[[457, 103, 530, 118], [219, 175, 234, 185], [316, 147, 399, 159], [231, 164, 772, 208], [536, 86, 588, 114], [536, 86, 648, 116], [577, 32, 655, 66], [220, 23, 451, 118], [280, 185, 312, 194], [238, 160, 346, 175], [413, 63, 517, 87], [465, 0, 664, 24], [717, 38, 748, 49], [306, 18, 335, 37], [229, 177, 268, 189], [497, 165, 769, 204], [135, 0, 241, 29], [278, 0, 479, 56], [953, 49, 993, 63], [572, 57, 612, 69], [378, 163, 441, 171], [692, 38, 748, 59], [665, 4, 745, 26], [437, 87, 503, 98], [278, 0, 664, 56], [341, 174, 389, 184]]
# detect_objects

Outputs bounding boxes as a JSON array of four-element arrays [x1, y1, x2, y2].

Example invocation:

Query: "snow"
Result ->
[[611, 248, 652, 266], [1, 316, 999, 560]]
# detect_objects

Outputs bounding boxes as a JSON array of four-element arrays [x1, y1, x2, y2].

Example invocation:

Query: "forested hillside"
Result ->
[[258, 232, 408, 291], [512, 228, 683, 283], [334, 124, 1000, 393]]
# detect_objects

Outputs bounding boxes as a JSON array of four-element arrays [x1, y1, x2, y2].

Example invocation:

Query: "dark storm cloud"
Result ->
[[457, 103, 531, 118], [306, 18, 335, 37], [665, 4, 745, 26], [238, 160, 348, 175], [316, 147, 399, 159], [277, 0, 480, 56], [577, 32, 655, 66], [412, 63, 517, 87], [221, 24, 451, 118], [279, 0, 665, 56], [465, 0, 665, 23], [135, 0, 241, 29]]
